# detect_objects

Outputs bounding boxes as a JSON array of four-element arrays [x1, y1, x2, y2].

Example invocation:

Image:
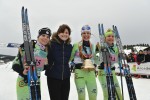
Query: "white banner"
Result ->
[[115, 62, 150, 75]]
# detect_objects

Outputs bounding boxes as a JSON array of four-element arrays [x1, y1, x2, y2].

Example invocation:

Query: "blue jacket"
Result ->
[[45, 33, 72, 80]]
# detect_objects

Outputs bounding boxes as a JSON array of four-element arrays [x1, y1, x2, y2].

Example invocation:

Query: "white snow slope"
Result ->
[[0, 62, 150, 100]]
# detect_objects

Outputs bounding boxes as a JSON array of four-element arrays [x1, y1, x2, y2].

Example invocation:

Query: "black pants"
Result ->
[[47, 77, 70, 100]]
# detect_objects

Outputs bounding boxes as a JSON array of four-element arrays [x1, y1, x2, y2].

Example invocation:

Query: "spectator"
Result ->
[[129, 51, 137, 62], [147, 50, 150, 62], [144, 50, 149, 62], [137, 50, 145, 64], [127, 54, 132, 62]]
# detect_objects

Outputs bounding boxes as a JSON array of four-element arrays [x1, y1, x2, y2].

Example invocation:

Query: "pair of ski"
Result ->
[[21, 7, 41, 100], [113, 26, 137, 100], [98, 24, 119, 100], [98, 23, 137, 100]]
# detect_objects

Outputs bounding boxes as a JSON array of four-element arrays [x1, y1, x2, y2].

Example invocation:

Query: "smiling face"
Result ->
[[105, 34, 115, 46], [81, 31, 91, 41], [58, 29, 70, 41], [38, 34, 50, 46]]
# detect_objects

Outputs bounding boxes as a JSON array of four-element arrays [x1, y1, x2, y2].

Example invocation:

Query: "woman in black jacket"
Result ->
[[45, 24, 72, 100]]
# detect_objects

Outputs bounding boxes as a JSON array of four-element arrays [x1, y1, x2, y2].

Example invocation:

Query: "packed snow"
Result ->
[[0, 62, 150, 100]]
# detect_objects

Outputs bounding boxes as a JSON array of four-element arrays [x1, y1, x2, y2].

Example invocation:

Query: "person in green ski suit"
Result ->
[[70, 25, 97, 100], [96, 29, 122, 100], [12, 27, 51, 100]]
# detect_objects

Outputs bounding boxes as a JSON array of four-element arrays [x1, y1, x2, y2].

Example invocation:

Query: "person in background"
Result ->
[[143, 50, 149, 62], [130, 50, 137, 62], [147, 50, 150, 78], [147, 50, 150, 62], [137, 50, 145, 64]]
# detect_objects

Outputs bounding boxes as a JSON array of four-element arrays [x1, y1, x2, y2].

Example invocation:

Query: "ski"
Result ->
[[21, 6, 41, 100], [113, 25, 137, 100], [98, 24, 119, 100]]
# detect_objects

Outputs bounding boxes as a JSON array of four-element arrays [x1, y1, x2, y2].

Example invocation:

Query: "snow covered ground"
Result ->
[[0, 62, 150, 100]]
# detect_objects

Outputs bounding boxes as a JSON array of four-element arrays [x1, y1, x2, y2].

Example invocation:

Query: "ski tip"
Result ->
[[21, 7, 24, 16], [25, 8, 27, 12], [112, 25, 115, 30], [22, 6, 24, 10], [98, 23, 104, 27]]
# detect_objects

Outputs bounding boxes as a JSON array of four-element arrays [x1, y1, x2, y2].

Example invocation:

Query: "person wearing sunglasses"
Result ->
[[70, 25, 97, 100]]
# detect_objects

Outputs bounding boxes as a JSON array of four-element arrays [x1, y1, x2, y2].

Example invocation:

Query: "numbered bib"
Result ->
[[34, 50, 47, 71]]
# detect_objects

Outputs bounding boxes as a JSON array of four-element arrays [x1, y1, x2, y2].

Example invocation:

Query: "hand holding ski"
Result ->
[[21, 6, 41, 100], [98, 24, 119, 100]]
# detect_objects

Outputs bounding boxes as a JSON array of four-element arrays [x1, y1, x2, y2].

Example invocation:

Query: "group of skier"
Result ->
[[12, 22, 130, 100]]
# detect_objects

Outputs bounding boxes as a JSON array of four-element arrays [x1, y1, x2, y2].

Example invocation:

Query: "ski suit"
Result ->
[[12, 42, 48, 100], [70, 41, 97, 100], [97, 44, 122, 100]]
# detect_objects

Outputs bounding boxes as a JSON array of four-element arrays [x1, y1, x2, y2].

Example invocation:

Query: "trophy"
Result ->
[[81, 54, 95, 71], [82, 59, 95, 71], [79, 45, 95, 71]]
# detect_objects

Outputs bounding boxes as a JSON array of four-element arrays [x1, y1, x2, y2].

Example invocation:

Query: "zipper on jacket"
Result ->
[[62, 43, 65, 80]]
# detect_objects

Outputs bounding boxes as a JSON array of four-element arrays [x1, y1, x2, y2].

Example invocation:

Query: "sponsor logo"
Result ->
[[131, 65, 136, 71], [19, 80, 27, 87]]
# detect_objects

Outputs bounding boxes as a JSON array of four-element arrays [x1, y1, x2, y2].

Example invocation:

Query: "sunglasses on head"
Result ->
[[82, 26, 91, 30]]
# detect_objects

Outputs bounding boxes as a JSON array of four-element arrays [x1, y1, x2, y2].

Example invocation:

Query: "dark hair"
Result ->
[[139, 50, 143, 52], [57, 24, 71, 35]]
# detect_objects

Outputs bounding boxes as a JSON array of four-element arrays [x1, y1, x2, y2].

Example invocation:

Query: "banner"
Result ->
[[115, 62, 150, 75]]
